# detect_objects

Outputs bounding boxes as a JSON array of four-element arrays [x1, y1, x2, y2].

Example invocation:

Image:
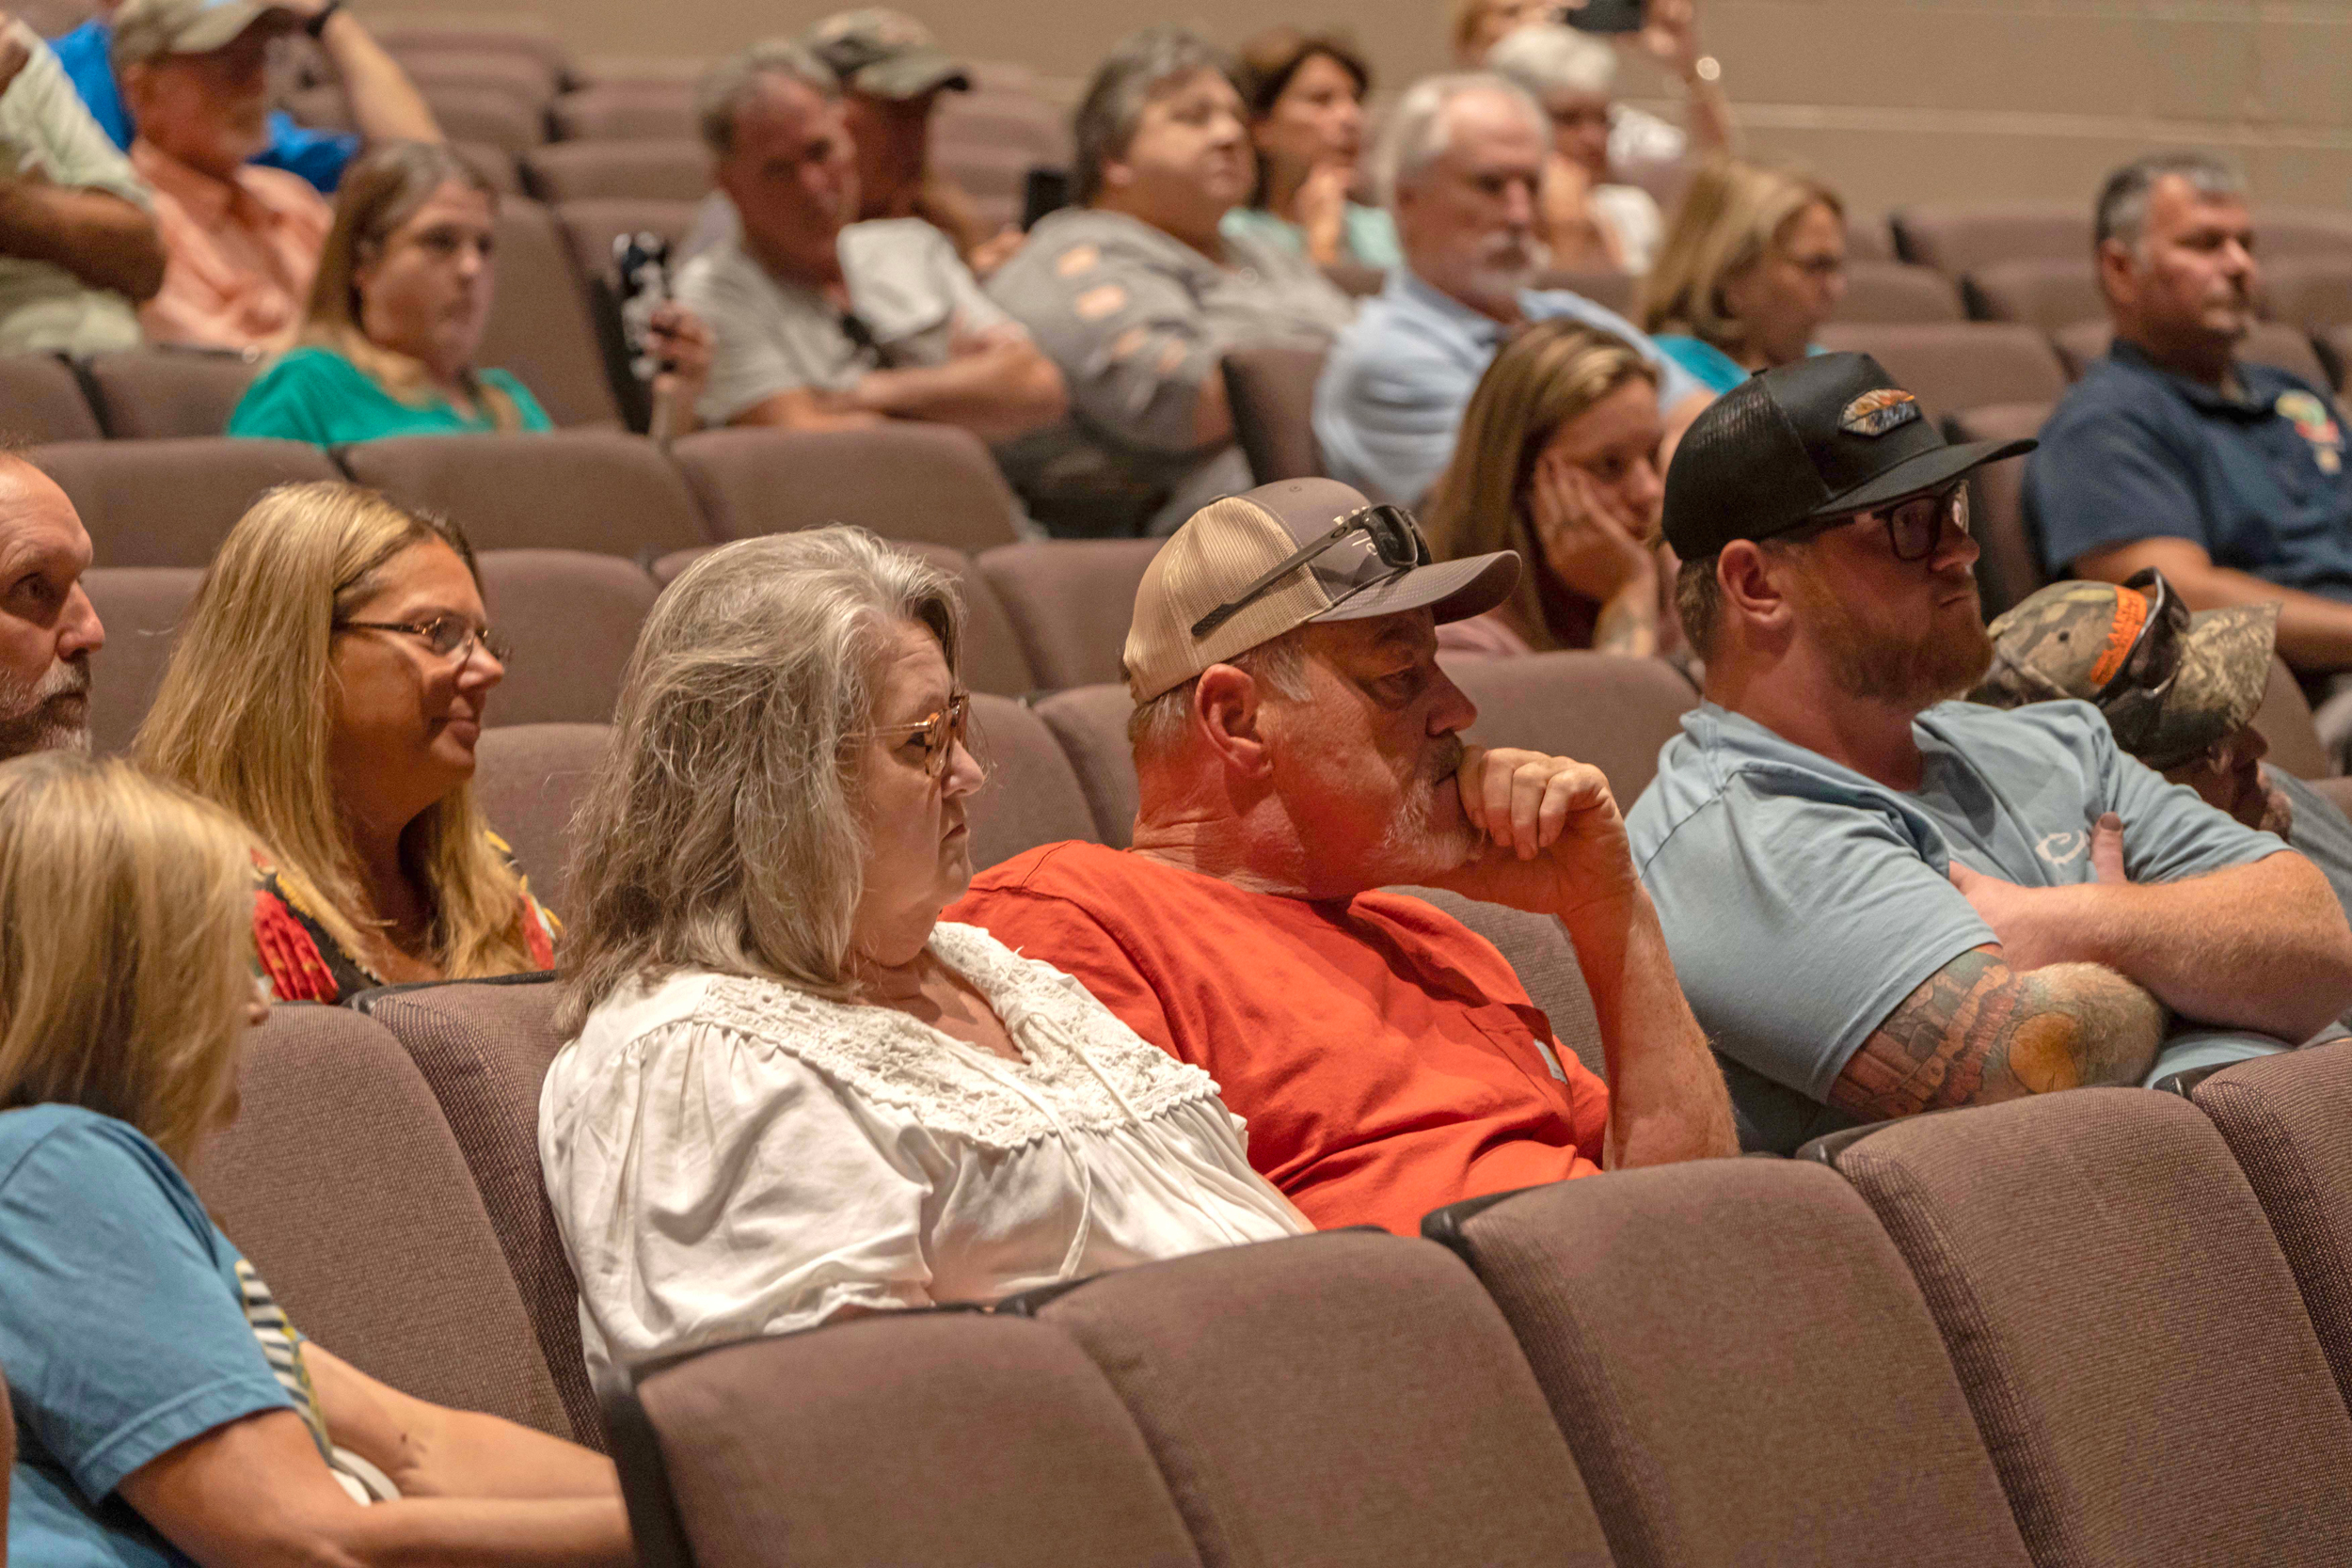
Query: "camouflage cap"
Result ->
[[803, 8, 972, 100], [1976, 576, 2280, 771]]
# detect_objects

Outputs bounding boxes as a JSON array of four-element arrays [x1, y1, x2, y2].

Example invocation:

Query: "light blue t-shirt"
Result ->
[[0, 1106, 296, 1568], [1311, 267, 1704, 507], [1626, 699, 2287, 1151]]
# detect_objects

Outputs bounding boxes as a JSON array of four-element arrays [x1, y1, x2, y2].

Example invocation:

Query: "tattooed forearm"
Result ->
[[1828, 945, 2166, 1121]]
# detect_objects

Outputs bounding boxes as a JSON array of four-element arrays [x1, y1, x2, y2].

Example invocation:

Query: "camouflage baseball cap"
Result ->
[[1975, 572, 2280, 770], [804, 9, 972, 100]]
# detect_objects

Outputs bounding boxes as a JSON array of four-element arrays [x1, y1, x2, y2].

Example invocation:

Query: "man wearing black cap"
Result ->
[[1626, 352, 2352, 1153]]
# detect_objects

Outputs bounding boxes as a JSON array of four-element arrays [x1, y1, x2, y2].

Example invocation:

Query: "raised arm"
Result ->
[[296, 1, 442, 147], [2079, 536, 2352, 672]]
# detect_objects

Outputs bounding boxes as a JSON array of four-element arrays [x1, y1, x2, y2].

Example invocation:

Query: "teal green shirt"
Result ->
[[228, 345, 554, 447], [1219, 202, 1402, 273]]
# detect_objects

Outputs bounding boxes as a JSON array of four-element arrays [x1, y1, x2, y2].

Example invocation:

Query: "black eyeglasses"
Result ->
[[859, 691, 974, 779], [2091, 568, 2184, 757], [335, 612, 509, 667], [1807, 483, 1971, 562], [1190, 503, 1431, 639]]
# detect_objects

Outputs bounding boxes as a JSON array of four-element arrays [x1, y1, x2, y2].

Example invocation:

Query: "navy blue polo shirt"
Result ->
[[2027, 339, 2352, 599]]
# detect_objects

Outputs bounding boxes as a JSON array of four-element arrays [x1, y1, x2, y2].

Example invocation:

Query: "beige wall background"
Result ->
[[355, 0, 2352, 223]]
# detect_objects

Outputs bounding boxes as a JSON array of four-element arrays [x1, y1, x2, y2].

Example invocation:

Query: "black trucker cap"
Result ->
[[1662, 352, 2039, 560]]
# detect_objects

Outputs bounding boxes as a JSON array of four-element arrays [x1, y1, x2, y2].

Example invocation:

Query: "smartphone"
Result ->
[[612, 231, 674, 382], [1557, 0, 1645, 33], [1022, 167, 1071, 232]]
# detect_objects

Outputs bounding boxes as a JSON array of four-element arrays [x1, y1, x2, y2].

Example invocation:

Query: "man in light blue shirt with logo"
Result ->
[[1311, 71, 1706, 508], [1626, 351, 2352, 1153]]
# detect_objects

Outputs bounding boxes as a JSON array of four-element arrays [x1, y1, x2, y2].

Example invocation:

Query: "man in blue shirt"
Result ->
[[1627, 351, 2352, 1152], [1311, 71, 1706, 508], [51, 0, 438, 195], [2028, 152, 2352, 683]]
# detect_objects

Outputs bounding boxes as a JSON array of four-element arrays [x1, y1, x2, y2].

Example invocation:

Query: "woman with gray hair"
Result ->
[[539, 528, 1307, 1379], [1486, 24, 1664, 274]]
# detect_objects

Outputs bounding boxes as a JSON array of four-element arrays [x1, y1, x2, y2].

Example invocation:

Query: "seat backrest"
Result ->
[[524, 140, 708, 204], [669, 425, 1023, 551], [549, 82, 695, 141], [1531, 267, 1635, 316], [471, 721, 608, 916], [34, 437, 340, 567], [968, 692, 1100, 868], [396, 52, 559, 112], [373, 24, 574, 88], [624, 1316, 1204, 1568], [1961, 257, 2101, 334], [1813, 323, 2068, 422], [2264, 259, 2352, 330], [1029, 1230, 1615, 1568], [357, 977, 599, 1446], [1828, 1089, 2352, 1566], [1444, 651, 1696, 807], [421, 84, 548, 151], [340, 431, 704, 556], [2054, 319, 2331, 388], [1944, 401, 2051, 616], [453, 140, 522, 193], [976, 538, 1161, 690], [478, 550, 659, 726], [81, 565, 200, 754], [553, 197, 705, 285], [2251, 653, 2334, 779], [2256, 209, 2352, 261], [82, 349, 260, 438], [1319, 260, 1385, 298], [1034, 683, 1138, 847], [1391, 885, 1603, 1077], [1221, 344, 1328, 483], [1431, 1158, 2032, 1568], [2328, 325, 2352, 396], [1843, 215, 1895, 262], [1892, 202, 2090, 275], [476, 198, 622, 427], [193, 1004, 575, 1438], [0, 353, 99, 441], [1828, 261, 1964, 325]]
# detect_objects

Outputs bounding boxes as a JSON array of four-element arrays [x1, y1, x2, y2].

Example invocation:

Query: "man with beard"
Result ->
[[1627, 354, 2352, 1153], [0, 454, 103, 757], [1312, 71, 1705, 509], [948, 477, 1736, 1234]]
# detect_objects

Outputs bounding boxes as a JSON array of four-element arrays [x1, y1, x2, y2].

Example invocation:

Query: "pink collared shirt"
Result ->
[[132, 138, 331, 354]]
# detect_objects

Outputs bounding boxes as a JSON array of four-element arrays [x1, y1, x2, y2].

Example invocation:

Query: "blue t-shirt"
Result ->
[[2026, 339, 2352, 598], [50, 21, 359, 195], [228, 345, 555, 447], [0, 1106, 295, 1568], [1626, 699, 2286, 1151]]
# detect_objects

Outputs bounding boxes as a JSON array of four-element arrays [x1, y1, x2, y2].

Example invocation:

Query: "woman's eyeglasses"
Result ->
[[860, 691, 974, 779], [335, 612, 510, 667]]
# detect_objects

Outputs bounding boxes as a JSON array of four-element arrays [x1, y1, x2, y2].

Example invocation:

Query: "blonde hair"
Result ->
[[0, 755, 255, 1169], [1641, 159, 1844, 360], [135, 482, 536, 980], [557, 528, 963, 1033], [302, 141, 521, 434], [1422, 318, 1657, 650]]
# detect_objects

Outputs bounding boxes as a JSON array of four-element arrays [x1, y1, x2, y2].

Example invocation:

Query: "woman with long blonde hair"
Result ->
[[137, 481, 554, 1003], [1641, 159, 1848, 393], [0, 754, 628, 1567]]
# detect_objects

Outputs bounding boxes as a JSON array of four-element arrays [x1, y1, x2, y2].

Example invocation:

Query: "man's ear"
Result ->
[[1718, 540, 1796, 639], [2095, 235, 2138, 313], [1192, 662, 1274, 779], [1097, 151, 1135, 196]]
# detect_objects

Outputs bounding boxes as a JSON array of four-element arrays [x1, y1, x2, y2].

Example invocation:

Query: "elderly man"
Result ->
[[1627, 352, 2352, 1153], [1312, 71, 1705, 509], [677, 39, 1065, 447], [2030, 154, 2352, 690], [987, 27, 1356, 538], [950, 477, 1736, 1234], [0, 455, 104, 758]]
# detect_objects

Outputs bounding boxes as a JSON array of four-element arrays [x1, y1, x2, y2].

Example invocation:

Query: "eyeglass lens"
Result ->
[[1888, 486, 1969, 562]]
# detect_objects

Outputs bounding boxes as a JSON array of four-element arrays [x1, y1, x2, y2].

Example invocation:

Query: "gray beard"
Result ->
[[0, 657, 92, 761], [1374, 738, 1479, 880]]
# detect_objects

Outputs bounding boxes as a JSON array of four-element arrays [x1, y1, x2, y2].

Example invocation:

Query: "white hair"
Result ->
[[1486, 24, 1615, 101], [1374, 71, 1548, 207]]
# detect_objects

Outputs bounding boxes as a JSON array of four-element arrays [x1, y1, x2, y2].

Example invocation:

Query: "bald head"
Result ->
[[0, 457, 103, 758]]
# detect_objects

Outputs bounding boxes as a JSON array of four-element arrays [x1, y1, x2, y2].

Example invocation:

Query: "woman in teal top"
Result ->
[[1642, 159, 1849, 395], [1222, 29, 1400, 275]]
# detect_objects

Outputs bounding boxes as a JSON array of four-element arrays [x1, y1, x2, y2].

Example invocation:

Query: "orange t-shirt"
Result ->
[[946, 841, 1610, 1236]]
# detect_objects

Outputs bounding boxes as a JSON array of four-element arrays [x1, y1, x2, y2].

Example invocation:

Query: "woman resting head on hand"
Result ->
[[545, 527, 1307, 1380], [136, 482, 555, 1003], [0, 754, 628, 1568]]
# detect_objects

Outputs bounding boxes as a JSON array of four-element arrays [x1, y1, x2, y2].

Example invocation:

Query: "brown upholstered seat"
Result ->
[[1443, 650, 1698, 807], [1033, 683, 1137, 847], [553, 198, 705, 287], [2250, 655, 2335, 780], [1843, 216, 1896, 263], [472, 721, 607, 916], [1428, 1158, 2033, 1568], [2264, 259, 2352, 331], [452, 141, 523, 195], [976, 538, 1161, 690], [80, 565, 199, 754], [1892, 202, 2089, 276], [1824, 1089, 2352, 1566], [2053, 319, 2330, 388], [525, 141, 709, 204], [83, 349, 260, 438], [1962, 258, 2101, 334], [373, 25, 575, 90], [478, 550, 660, 727], [1531, 267, 1635, 316], [1943, 402, 2050, 616], [967, 692, 1098, 869], [0, 353, 100, 442], [1221, 344, 1327, 483], [395, 53, 560, 115], [550, 83, 695, 142], [32, 437, 339, 568], [193, 1004, 575, 1439], [1319, 260, 1386, 298], [475, 198, 623, 428], [1813, 323, 2067, 422], [1829, 261, 1965, 325], [2328, 325, 2352, 396], [419, 85, 549, 151], [340, 432, 703, 557], [669, 425, 1025, 552], [2256, 210, 2352, 261], [1026, 1229, 1616, 1568]]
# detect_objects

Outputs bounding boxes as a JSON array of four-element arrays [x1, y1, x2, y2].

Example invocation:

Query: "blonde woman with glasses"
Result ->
[[542, 527, 1306, 1381], [137, 482, 554, 1004], [0, 754, 629, 1568], [1641, 159, 1847, 394]]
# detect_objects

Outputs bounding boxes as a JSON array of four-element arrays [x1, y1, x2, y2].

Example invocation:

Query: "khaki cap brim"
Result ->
[[176, 1, 296, 53], [850, 49, 971, 99]]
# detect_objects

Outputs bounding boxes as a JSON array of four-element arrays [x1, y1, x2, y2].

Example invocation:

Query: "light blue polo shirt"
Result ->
[[1311, 266, 1702, 507], [1626, 699, 2286, 1151]]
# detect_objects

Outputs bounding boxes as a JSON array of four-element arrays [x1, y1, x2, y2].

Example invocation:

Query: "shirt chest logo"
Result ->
[[2036, 830, 2088, 867], [2277, 389, 2344, 475]]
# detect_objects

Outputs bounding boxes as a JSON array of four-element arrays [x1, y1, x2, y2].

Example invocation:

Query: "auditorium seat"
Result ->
[[967, 692, 1098, 868], [554, 198, 705, 286], [396, 53, 561, 117], [478, 549, 660, 726], [1021, 1230, 1616, 1568], [1320, 260, 1386, 298], [195, 1004, 578, 1439], [473, 721, 608, 915], [420, 85, 548, 151], [82, 348, 259, 438], [977, 538, 1161, 690], [454, 140, 524, 195], [2251, 655, 2335, 779], [2328, 326, 2352, 395], [1532, 267, 1635, 316], [1395, 885, 1604, 1078], [2265, 259, 2352, 330], [1943, 402, 2049, 616], [1891, 202, 2089, 276], [1814, 323, 2067, 422], [79, 566, 199, 755], [612, 1315, 1206, 1568], [932, 89, 1068, 166], [1223, 345, 1328, 483], [2053, 319, 2330, 388], [340, 432, 704, 557], [551, 82, 696, 142], [1961, 257, 2101, 333], [475, 198, 625, 428], [669, 425, 1024, 551], [33, 437, 338, 567], [0, 353, 100, 442], [1033, 684, 1136, 847], [1424, 1159, 2034, 1568], [1442, 651, 1697, 807], [927, 143, 1029, 231], [373, 24, 575, 89], [525, 141, 709, 204], [1843, 215, 1896, 263], [1819, 1089, 2352, 1566], [2256, 209, 2352, 261], [1828, 261, 1965, 325], [355, 976, 598, 1446]]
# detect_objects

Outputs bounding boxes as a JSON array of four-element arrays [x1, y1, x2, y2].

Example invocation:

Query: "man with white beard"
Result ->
[[1312, 72, 1707, 508], [0, 455, 103, 757]]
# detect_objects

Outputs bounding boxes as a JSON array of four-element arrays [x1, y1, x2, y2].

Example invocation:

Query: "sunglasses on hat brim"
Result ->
[[1189, 504, 1431, 640]]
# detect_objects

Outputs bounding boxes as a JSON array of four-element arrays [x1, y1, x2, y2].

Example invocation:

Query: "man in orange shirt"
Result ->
[[948, 478, 1734, 1233]]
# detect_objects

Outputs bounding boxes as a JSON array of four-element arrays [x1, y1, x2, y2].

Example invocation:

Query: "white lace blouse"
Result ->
[[539, 922, 1311, 1379]]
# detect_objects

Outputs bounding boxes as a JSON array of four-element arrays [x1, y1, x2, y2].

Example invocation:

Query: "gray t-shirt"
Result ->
[[676, 214, 1015, 428], [1626, 699, 2288, 1151]]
